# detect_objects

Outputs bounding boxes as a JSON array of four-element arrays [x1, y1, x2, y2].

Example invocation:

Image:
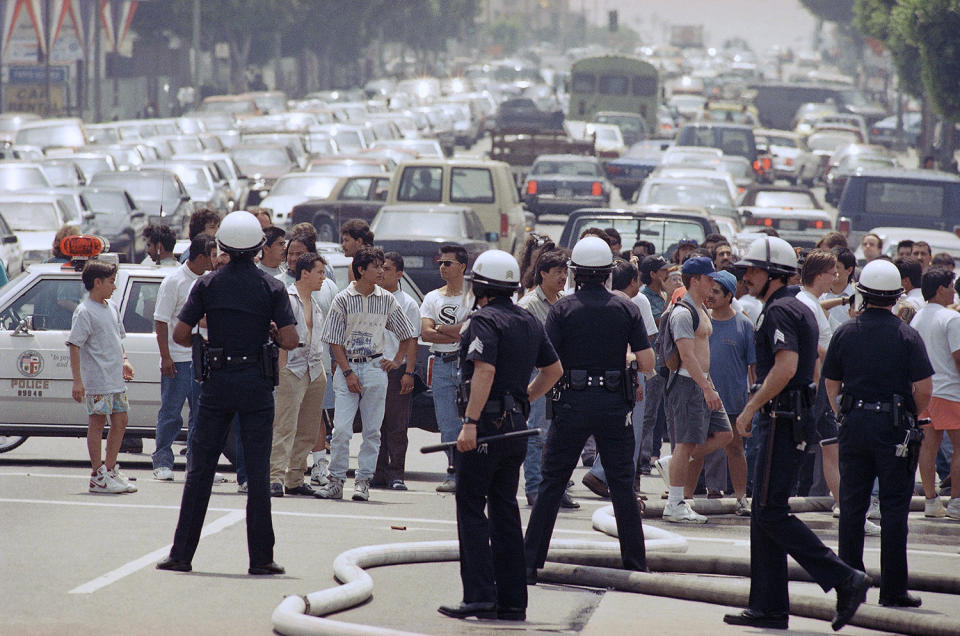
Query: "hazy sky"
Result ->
[[585, 0, 819, 54]]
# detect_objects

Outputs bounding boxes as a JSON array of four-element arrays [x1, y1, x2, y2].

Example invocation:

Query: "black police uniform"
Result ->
[[748, 285, 859, 615], [456, 296, 558, 611], [166, 259, 295, 569], [822, 308, 933, 602], [524, 284, 649, 575]]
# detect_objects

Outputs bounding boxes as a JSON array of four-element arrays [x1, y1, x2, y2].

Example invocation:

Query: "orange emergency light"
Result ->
[[60, 235, 108, 259]]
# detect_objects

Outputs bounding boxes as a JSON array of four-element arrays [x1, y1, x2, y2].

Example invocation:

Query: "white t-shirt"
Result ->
[[153, 263, 201, 362], [911, 303, 960, 401], [384, 287, 422, 361], [738, 294, 763, 327], [420, 288, 471, 353], [630, 290, 659, 337], [821, 283, 855, 331], [66, 298, 126, 394], [796, 288, 832, 350]]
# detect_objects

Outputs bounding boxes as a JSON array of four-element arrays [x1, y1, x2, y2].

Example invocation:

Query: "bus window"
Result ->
[[633, 76, 658, 97], [599, 75, 629, 95], [572, 73, 596, 93]]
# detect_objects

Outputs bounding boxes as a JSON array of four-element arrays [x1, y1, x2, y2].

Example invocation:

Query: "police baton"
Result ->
[[420, 429, 539, 454]]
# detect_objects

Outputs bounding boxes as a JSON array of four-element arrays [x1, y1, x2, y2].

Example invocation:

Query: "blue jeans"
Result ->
[[152, 361, 200, 470], [329, 361, 388, 481], [936, 435, 954, 481], [431, 356, 461, 473], [523, 371, 549, 496], [589, 375, 645, 484]]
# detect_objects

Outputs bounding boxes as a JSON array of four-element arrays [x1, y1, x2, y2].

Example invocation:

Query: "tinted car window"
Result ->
[[450, 168, 494, 204], [398, 167, 442, 202], [865, 182, 945, 218], [123, 280, 160, 333], [340, 177, 372, 200], [2, 278, 85, 331]]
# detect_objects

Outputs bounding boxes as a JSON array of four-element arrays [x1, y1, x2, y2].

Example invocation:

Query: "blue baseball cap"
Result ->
[[709, 270, 738, 297], [681, 256, 715, 276]]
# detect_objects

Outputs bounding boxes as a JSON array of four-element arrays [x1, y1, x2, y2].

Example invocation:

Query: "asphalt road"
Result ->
[[3, 433, 959, 635]]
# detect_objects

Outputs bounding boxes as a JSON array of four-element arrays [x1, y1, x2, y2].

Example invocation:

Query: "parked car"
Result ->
[[141, 160, 230, 213], [290, 173, 391, 242], [739, 184, 832, 248], [824, 154, 898, 206], [370, 204, 496, 291], [602, 140, 667, 201], [869, 112, 922, 148], [89, 169, 193, 236], [593, 111, 648, 146], [675, 122, 759, 165], [0, 161, 53, 192], [0, 210, 23, 276], [259, 173, 341, 228], [80, 187, 148, 263], [228, 143, 300, 206], [522, 154, 610, 217], [753, 129, 821, 186], [0, 194, 73, 265]]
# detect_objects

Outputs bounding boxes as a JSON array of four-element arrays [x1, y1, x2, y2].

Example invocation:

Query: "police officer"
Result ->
[[157, 211, 298, 575], [524, 236, 654, 583], [823, 259, 933, 608], [724, 236, 869, 631], [438, 250, 562, 622]]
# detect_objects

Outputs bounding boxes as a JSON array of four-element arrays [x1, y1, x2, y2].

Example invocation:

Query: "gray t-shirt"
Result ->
[[669, 293, 699, 341], [66, 298, 126, 394]]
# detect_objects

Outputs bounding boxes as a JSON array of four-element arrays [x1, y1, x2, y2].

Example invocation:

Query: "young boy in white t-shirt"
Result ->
[[67, 260, 136, 494]]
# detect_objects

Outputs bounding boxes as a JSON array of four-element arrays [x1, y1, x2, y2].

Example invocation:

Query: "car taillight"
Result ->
[[591, 182, 602, 196], [500, 212, 508, 235], [807, 220, 829, 229], [761, 157, 772, 171], [785, 157, 794, 167], [527, 180, 537, 195], [837, 218, 850, 236]]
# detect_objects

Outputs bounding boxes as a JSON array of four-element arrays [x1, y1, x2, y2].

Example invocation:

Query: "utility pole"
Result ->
[[94, 5, 101, 122], [43, 0, 51, 115], [192, 0, 200, 87]]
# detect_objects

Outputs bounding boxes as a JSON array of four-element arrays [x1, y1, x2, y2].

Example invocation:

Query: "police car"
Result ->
[[0, 238, 178, 453]]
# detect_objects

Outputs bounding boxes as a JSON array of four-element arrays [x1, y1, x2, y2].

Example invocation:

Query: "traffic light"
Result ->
[[608, 10, 618, 32]]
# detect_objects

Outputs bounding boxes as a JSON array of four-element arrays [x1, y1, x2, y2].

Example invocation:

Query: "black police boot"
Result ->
[[723, 609, 788, 629], [497, 606, 526, 620], [248, 561, 285, 575], [437, 601, 497, 619], [879, 592, 922, 608], [526, 567, 538, 585], [156, 556, 192, 572], [833, 570, 870, 631]]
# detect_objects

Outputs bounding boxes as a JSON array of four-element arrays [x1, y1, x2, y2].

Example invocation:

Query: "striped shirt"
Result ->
[[322, 282, 417, 357]]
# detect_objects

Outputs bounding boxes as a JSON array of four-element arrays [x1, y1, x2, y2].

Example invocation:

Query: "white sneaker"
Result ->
[[864, 519, 882, 536], [153, 467, 175, 481], [735, 496, 751, 517], [310, 461, 329, 486], [833, 503, 841, 518], [237, 482, 248, 494], [947, 498, 960, 520], [925, 497, 947, 518], [654, 455, 672, 486], [315, 476, 343, 499], [108, 465, 137, 492], [89, 464, 128, 494], [867, 496, 881, 520], [352, 478, 370, 502], [213, 472, 228, 484], [663, 499, 708, 524]]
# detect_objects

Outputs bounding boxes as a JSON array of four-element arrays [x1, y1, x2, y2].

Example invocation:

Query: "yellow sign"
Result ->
[[4, 84, 64, 116]]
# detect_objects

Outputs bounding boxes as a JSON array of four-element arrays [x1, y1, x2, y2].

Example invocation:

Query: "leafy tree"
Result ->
[[801, 0, 855, 24], [854, 0, 922, 96], [892, 0, 960, 121]]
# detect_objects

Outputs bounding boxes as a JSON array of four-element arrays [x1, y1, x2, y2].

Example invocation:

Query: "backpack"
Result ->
[[656, 299, 700, 373]]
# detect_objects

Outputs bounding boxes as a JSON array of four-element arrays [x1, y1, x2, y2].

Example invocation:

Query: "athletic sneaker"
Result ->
[[735, 496, 751, 517], [310, 462, 329, 486], [867, 496, 881, 520], [153, 467, 174, 481], [924, 497, 947, 518], [663, 499, 707, 524], [237, 482, 248, 494], [314, 476, 343, 500], [89, 464, 128, 494], [108, 465, 137, 493], [212, 473, 228, 484], [864, 519, 881, 536], [654, 455, 672, 485], [946, 498, 960, 520], [833, 503, 841, 518], [352, 478, 370, 502], [436, 478, 457, 493]]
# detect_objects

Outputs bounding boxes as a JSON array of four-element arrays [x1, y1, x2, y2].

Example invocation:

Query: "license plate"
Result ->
[[778, 219, 800, 231], [405, 256, 424, 268], [555, 187, 573, 198]]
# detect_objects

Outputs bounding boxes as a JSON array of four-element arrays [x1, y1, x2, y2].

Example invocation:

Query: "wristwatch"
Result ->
[[403, 371, 415, 377], [342, 368, 354, 378], [462, 416, 480, 425]]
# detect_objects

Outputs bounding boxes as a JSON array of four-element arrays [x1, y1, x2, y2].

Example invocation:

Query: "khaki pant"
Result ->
[[270, 368, 327, 487]]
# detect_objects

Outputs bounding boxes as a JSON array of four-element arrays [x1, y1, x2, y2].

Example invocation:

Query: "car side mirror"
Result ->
[[739, 208, 752, 219], [83, 212, 95, 222], [485, 232, 499, 243], [1, 234, 17, 244], [131, 211, 146, 219]]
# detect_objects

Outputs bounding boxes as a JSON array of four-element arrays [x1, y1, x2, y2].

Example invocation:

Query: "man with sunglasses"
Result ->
[[421, 245, 472, 492]]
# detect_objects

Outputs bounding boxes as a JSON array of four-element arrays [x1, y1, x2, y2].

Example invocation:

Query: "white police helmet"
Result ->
[[856, 259, 903, 305], [570, 235, 613, 269], [734, 235, 797, 277], [216, 211, 265, 253], [470, 249, 520, 291]]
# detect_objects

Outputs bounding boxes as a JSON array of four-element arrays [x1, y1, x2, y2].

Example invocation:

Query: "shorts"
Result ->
[[85, 391, 129, 416], [922, 397, 960, 431], [666, 375, 732, 445]]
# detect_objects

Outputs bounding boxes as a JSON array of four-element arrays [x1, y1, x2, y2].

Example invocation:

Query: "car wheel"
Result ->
[[314, 217, 336, 243], [0, 435, 28, 453]]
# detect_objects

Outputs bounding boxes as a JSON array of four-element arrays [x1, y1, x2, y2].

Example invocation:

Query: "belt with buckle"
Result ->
[[850, 399, 893, 413], [346, 353, 383, 364], [436, 351, 459, 363]]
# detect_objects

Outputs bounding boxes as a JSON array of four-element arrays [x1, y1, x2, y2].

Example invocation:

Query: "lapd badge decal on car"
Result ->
[[17, 350, 44, 377]]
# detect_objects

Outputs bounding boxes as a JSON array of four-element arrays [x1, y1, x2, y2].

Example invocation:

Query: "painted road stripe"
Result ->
[[68, 510, 245, 594]]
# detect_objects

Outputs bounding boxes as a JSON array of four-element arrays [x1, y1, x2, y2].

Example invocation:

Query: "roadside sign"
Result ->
[[9, 66, 68, 84]]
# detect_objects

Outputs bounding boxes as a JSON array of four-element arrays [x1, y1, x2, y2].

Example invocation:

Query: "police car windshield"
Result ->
[[0, 201, 60, 230]]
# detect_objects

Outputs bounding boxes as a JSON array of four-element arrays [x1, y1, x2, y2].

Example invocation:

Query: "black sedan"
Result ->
[[602, 140, 668, 201], [522, 154, 611, 217], [370, 204, 496, 293], [80, 187, 148, 263]]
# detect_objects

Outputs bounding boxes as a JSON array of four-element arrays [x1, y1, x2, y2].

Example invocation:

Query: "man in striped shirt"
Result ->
[[316, 246, 417, 502]]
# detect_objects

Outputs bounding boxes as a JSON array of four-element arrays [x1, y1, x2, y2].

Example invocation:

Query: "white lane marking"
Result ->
[[68, 510, 245, 594]]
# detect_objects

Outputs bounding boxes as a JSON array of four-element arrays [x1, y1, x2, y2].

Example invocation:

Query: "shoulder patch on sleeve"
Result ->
[[774, 328, 785, 344], [468, 336, 483, 356]]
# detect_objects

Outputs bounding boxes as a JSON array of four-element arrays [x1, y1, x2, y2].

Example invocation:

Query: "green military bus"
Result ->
[[568, 55, 660, 133]]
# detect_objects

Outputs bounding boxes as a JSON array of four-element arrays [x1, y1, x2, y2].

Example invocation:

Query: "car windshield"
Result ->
[[531, 161, 600, 177], [808, 132, 859, 152], [72, 157, 113, 179], [40, 162, 80, 186], [572, 216, 705, 253], [0, 201, 59, 230], [83, 190, 129, 214], [230, 147, 291, 168], [16, 123, 85, 147], [333, 130, 363, 151], [753, 191, 816, 208], [719, 157, 752, 179], [0, 165, 51, 190], [270, 175, 338, 197], [164, 165, 209, 188], [644, 183, 731, 207], [375, 211, 461, 237], [91, 173, 182, 206], [766, 136, 798, 148], [840, 156, 895, 171]]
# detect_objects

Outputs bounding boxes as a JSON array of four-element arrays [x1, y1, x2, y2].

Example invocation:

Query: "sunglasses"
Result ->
[[438, 260, 458, 267]]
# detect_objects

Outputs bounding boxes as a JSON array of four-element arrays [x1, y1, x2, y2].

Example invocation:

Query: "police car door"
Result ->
[[116, 273, 164, 430], [0, 269, 95, 427]]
